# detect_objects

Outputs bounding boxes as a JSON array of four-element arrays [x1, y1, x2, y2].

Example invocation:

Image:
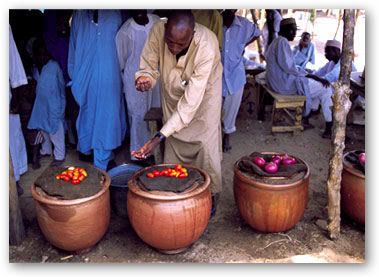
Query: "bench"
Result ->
[[255, 72, 306, 134], [144, 107, 164, 164]]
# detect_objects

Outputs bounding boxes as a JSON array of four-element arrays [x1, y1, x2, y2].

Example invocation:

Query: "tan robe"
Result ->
[[136, 21, 223, 194]]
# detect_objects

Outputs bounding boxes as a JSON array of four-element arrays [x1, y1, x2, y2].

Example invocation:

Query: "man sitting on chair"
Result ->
[[265, 18, 333, 139]]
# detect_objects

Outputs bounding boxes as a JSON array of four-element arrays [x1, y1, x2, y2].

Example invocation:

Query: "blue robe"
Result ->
[[28, 60, 66, 134], [68, 10, 127, 154]]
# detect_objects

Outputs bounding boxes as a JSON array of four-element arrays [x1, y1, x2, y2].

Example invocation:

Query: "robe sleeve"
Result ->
[[57, 65, 66, 118], [276, 39, 307, 77], [314, 63, 329, 78], [9, 25, 27, 89], [135, 22, 161, 88], [309, 43, 315, 64], [323, 62, 341, 83], [160, 44, 217, 138], [115, 28, 128, 71]]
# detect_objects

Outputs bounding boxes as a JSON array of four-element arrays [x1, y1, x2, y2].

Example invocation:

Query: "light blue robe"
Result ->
[[314, 60, 357, 83], [293, 42, 315, 69], [28, 60, 66, 134], [221, 15, 261, 96], [265, 36, 313, 115], [115, 14, 161, 154], [68, 10, 126, 155]]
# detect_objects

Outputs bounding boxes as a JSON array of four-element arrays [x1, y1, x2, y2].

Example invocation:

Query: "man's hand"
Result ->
[[319, 79, 331, 88], [131, 136, 160, 160], [135, 76, 152, 92], [306, 74, 331, 88]]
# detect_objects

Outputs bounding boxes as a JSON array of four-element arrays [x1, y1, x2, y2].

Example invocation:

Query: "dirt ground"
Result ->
[[9, 91, 365, 263]]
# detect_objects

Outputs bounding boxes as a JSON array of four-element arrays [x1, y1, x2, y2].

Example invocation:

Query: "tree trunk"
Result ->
[[9, 154, 25, 245], [327, 9, 356, 240], [250, 9, 264, 63]]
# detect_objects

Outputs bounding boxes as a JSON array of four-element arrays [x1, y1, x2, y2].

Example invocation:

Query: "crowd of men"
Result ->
[[9, 9, 354, 214]]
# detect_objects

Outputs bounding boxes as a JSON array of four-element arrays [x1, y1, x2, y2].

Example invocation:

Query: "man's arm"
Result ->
[[160, 46, 216, 138], [276, 39, 307, 76], [135, 22, 161, 91], [306, 73, 331, 88]]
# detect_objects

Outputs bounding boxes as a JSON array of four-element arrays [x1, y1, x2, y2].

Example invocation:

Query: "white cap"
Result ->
[[326, 39, 342, 50]]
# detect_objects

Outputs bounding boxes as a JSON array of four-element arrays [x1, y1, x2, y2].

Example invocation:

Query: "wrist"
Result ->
[[154, 131, 166, 142]]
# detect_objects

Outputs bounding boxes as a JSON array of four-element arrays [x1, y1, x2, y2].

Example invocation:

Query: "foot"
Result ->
[[321, 122, 333, 139], [321, 130, 332, 139], [79, 153, 93, 163], [16, 181, 24, 196], [32, 160, 41, 170], [222, 134, 232, 153], [38, 153, 51, 159], [51, 159, 65, 167], [302, 118, 315, 130], [210, 193, 220, 219]]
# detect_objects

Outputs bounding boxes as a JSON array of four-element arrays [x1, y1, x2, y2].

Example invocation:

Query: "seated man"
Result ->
[[265, 18, 333, 139], [293, 31, 315, 70], [307, 39, 357, 112]]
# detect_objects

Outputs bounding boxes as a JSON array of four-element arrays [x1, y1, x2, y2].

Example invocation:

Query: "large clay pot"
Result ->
[[31, 170, 111, 252], [127, 164, 211, 254], [341, 151, 365, 225], [234, 153, 309, 233]]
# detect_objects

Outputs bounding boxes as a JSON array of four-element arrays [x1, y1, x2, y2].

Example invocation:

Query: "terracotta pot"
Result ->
[[233, 152, 310, 233], [341, 151, 365, 225], [127, 164, 211, 254], [31, 170, 111, 252]]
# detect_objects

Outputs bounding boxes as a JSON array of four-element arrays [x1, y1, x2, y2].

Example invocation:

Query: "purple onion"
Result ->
[[265, 162, 278, 174], [253, 156, 266, 168]]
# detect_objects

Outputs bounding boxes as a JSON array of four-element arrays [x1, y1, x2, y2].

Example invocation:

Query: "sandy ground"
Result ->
[[9, 86, 365, 263]]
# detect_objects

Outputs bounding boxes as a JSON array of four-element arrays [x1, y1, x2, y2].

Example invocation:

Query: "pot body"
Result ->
[[127, 164, 211, 253], [31, 171, 111, 252], [341, 151, 365, 225], [234, 153, 309, 233]]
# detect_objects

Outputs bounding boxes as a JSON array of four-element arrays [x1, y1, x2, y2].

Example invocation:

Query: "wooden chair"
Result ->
[[255, 72, 306, 134]]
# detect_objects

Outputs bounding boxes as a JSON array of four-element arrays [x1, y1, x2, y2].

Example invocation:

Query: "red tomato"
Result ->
[[71, 179, 80, 185], [178, 173, 187, 179], [62, 176, 71, 182], [175, 164, 182, 171], [160, 169, 169, 176], [147, 172, 155, 178], [153, 170, 160, 177]]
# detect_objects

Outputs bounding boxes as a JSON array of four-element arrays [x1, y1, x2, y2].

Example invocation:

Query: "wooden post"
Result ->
[[334, 9, 343, 39], [326, 9, 356, 239], [250, 9, 264, 63], [9, 153, 25, 245]]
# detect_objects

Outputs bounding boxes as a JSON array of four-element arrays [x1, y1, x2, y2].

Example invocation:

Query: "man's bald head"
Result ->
[[164, 10, 195, 55]]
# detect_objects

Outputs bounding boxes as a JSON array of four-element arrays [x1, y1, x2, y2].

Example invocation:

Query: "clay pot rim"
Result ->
[[234, 152, 310, 190], [128, 164, 210, 201], [343, 150, 365, 179], [31, 169, 111, 205]]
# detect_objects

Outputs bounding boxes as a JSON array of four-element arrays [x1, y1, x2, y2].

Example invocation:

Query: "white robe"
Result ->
[[115, 14, 161, 154], [9, 25, 28, 181]]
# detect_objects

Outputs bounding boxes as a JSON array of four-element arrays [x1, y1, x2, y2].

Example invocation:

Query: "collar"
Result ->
[[232, 15, 243, 27], [224, 15, 242, 29], [130, 14, 155, 31]]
